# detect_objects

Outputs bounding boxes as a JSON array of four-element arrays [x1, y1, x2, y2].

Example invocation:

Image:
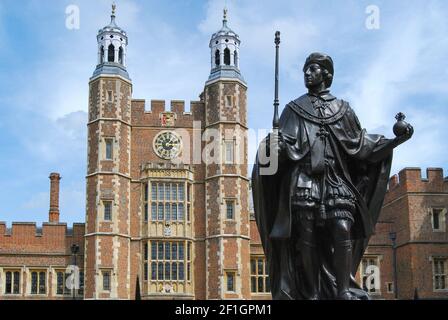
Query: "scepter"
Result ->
[[272, 31, 281, 135]]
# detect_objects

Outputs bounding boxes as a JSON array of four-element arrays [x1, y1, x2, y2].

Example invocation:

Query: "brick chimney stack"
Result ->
[[49, 173, 61, 223]]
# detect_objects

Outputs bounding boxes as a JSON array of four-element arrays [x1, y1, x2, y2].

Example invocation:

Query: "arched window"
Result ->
[[215, 49, 220, 67], [224, 48, 230, 65], [118, 46, 123, 65], [108, 44, 115, 62], [234, 50, 238, 67], [100, 46, 104, 64]]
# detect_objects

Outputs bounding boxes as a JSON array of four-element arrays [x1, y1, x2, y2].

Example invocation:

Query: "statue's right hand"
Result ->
[[393, 123, 414, 147], [268, 132, 285, 155]]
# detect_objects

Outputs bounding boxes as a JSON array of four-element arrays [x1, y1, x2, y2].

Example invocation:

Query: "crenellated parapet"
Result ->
[[0, 222, 85, 254], [385, 167, 448, 204], [131, 99, 205, 127]]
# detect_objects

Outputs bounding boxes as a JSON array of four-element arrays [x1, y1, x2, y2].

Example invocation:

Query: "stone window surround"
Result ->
[[430, 207, 447, 232], [223, 140, 235, 165], [146, 240, 192, 283], [144, 240, 193, 295], [0, 267, 86, 297], [106, 90, 114, 103], [225, 95, 234, 108], [105, 138, 114, 160], [144, 180, 192, 224], [224, 198, 236, 221], [430, 255, 448, 292], [250, 256, 270, 294], [224, 270, 237, 293], [0, 267, 22, 296], [103, 200, 113, 221], [101, 269, 113, 292], [27, 268, 48, 297], [103, 136, 116, 161]]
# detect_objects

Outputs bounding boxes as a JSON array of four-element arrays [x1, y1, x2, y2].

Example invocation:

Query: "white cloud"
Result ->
[[15, 111, 87, 164]]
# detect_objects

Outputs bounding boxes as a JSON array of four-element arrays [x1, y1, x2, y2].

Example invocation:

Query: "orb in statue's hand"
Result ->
[[393, 112, 408, 137]]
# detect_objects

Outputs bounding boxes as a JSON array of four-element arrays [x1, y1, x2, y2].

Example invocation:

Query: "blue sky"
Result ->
[[0, 0, 447, 225]]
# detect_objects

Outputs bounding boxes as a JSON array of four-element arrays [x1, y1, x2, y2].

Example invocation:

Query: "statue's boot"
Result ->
[[334, 239, 354, 300], [300, 240, 320, 299]]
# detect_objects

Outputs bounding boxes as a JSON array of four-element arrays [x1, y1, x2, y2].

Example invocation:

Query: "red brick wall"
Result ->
[[365, 167, 448, 299], [0, 223, 85, 300]]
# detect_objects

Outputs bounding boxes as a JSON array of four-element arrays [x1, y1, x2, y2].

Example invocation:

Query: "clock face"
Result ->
[[153, 131, 182, 160]]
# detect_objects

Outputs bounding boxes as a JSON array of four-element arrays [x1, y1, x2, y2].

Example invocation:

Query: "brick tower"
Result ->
[[84, 5, 133, 299], [203, 9, 251, 299]]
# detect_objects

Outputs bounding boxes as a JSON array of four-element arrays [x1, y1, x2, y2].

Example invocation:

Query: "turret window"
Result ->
[[215, 49, 220, 67], [105, 138, 113, 160], [224, 48, 231, 65], [100, 46, 104, 64], [102, 270, 111, 291], [226, 200, 235, 220], [225, 95, 233, 108], [118, 46, 123, 64], [108, 44, 115, 62], [224, 140, 234, 164], [104, 201, 112, 221], [107, 90, 113, 102], [225, 271, 236, 292]]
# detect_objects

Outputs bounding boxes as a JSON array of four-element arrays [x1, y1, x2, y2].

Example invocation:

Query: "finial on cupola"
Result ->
[[223, 7, 228, 27], [111, 2, 117, 24]]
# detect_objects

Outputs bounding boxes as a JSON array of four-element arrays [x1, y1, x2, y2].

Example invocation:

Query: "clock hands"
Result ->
[[154, 132, 181, 159]]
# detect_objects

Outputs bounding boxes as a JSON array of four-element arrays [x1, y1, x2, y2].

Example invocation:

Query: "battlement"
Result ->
[[385, 167, 448, 201], [131, 99, 205, 127], [0, 222, 85, 237], [0, 222, 85, 254]]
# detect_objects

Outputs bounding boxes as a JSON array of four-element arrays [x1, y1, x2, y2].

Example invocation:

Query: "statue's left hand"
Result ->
[[394, 123, 414, 146]]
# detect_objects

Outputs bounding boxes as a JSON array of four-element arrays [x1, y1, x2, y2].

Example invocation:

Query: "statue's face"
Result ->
[[304, 63, 325, 89]]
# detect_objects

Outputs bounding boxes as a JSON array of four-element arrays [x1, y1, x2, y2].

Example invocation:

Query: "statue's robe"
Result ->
[[252, 92, 394, 299]]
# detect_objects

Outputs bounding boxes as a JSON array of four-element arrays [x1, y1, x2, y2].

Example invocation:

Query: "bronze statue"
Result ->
[[251, 50, 413, 300]]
